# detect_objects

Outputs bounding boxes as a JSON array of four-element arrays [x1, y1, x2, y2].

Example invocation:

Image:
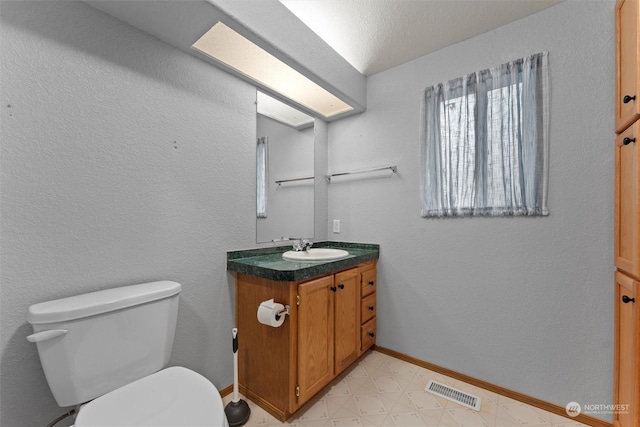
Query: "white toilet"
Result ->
[[27, 281, 229, 426]]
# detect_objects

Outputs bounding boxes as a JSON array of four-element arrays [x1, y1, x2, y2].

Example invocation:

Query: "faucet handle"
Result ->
[[291, 238, 312, 251]]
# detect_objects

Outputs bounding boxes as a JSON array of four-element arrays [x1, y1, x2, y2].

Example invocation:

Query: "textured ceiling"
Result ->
[[280, 0, 562, 76]]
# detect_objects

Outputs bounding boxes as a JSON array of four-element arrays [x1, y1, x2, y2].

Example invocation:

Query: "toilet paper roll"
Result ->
[[257, 299, 286, 327]]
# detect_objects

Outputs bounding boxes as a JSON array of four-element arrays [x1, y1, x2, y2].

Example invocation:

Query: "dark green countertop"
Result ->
[[227, 241, 379, 282]]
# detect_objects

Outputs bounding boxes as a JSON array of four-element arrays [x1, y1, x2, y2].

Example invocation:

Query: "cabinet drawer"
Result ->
[[361, 293, 376, 324], [361, 268, 376, 297], [361, 318, 376, 351], [615, 121, 640, 278]]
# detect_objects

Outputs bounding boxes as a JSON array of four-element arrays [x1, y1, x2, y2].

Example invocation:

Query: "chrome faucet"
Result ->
[[292, 239, 313, 252]]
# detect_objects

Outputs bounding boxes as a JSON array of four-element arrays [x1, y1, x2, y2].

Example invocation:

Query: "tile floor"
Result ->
[[223, 350, 591, 427]]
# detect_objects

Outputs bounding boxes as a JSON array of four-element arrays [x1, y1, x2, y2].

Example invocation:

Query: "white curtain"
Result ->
[[256, 136, 268, 218], [420, 52, 549, 217]]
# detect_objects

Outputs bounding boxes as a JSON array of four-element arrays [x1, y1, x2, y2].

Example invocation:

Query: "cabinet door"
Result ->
[[615, 122, 640, 277], [614, 272, 639, 427], [616, 0, 640, 133], [334, 268, 360, 374], [297, 276, 335, 405]]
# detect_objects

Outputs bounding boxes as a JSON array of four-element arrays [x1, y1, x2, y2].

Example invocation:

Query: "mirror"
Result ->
[[256, 91, 315, 243]]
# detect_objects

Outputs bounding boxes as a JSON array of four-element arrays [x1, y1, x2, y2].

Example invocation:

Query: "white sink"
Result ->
[[282, 248, 349, 262]]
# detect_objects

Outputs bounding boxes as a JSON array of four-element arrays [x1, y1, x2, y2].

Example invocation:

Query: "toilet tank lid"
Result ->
[[28, 281, 181, 325]]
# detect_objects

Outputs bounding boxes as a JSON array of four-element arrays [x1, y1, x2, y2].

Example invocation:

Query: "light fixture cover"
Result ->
[[192, 22, 353, 119]]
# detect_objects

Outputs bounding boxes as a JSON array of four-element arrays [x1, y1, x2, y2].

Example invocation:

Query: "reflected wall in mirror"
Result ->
[[256, 91, 315, 243]]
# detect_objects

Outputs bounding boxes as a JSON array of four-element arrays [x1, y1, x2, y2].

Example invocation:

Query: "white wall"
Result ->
[[327, 0, 615, 419], [0, 2, 257, 425]]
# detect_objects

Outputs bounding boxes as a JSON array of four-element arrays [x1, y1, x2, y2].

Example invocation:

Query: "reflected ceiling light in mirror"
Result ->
[[257, 91, 314, 130], [192, 22, 353, 119]]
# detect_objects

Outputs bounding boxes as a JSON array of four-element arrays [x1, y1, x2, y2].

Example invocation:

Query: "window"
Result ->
[[420, 52, 549, 217]]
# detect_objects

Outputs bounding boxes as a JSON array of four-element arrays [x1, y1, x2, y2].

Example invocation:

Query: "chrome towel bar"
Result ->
[[275, 176, 314, 185], [326, 165, 397, 182]]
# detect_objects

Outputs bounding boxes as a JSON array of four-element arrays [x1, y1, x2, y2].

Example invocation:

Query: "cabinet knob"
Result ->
[[338, 284, 345, 290], [368, 305, 375, 311], [368, 332, 375, 338], [622, 295, 635, 304], [623, 95, 636, 103], [330, 286, 337, 292], [368, 281, 375, 286], [623, 137, 636, 146]]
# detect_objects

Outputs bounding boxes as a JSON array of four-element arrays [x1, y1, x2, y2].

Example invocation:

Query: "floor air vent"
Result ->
[[425, 380, 482, 411]]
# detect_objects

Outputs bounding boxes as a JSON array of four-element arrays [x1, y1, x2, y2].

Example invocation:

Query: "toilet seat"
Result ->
[[74, 366, 228, 427]]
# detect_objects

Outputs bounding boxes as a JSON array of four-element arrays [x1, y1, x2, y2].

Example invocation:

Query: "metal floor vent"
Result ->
[[425, 380, 482, 411]]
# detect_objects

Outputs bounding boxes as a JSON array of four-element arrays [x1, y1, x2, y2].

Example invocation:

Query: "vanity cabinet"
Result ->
[[616, 0, 640, 133], [234, 260, 377, 421], [614, 2, 640, 426]]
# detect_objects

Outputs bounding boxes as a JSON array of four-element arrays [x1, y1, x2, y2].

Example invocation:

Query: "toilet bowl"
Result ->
[[27, 281, 229, 427], [75, 367, 228, 427]]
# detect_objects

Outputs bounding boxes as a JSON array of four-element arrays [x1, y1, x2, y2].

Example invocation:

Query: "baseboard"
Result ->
[[374, 345, 612, 427], [219, 383, 233, 397]]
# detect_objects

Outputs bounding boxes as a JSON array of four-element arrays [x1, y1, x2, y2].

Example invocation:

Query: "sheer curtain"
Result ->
[[256, 136, 268, 218], [420, 52, 549, 217]]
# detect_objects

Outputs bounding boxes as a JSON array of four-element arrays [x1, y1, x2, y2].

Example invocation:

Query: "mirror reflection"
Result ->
[[256, 91, 315, 243]]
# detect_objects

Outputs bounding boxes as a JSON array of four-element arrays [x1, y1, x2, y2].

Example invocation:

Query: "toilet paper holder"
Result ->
[[275, 305, 290, 321]]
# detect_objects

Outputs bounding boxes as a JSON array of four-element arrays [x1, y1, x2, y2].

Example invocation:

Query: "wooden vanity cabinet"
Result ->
[[235, 260, 377, 421], [616, 0, 640, 133], [614, 272, 639, 427]]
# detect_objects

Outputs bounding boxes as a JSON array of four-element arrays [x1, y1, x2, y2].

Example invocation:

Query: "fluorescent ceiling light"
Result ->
[[192, 22, 353, 119], [257, 91, 314, 130]]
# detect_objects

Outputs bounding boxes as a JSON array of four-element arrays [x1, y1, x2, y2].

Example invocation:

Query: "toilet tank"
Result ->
[[27, 281, 181, 407]]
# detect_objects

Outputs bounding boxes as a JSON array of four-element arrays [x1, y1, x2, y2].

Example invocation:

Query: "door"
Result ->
[[614, 272, 639, 427], [615, 122, 639, 277], [616, 0, 640, 132], [334, 268, 359, 374], [297, 275, 334, 405]]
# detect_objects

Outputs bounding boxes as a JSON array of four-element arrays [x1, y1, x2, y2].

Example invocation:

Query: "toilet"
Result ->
[[27, 281, 229, 427]]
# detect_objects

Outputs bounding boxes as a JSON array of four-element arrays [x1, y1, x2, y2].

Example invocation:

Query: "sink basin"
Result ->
[[282, 248, 349, 262]]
